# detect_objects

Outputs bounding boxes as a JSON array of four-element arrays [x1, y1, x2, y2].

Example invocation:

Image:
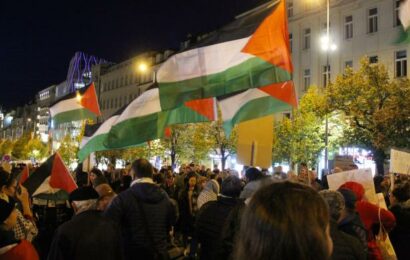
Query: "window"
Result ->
[[289, 33, 293, 52], [283, 113, 291, 119], [110, 99, 113, 109], [303, 69, 311, 91], [101, 100, 105, 110], [120, 77, 124, 87], [303, 28, 311, 49], [345, 60, 353, 68], [322, 65, 331, 87], [395, 50, 407, 77], [119, 97, 123, 107], [368, 8, 378, 33], [369, 55, 378, 64], [287, 2, 293, 18], [395, 0, 402, 27], [345, 15, 353, 39], [115, 78, 119, 88]]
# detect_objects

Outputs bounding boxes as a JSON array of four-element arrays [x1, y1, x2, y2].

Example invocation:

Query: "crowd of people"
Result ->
[[0, 159, 409, 260]]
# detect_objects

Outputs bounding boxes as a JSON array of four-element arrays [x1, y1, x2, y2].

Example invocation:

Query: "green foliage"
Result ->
[[57, 134, 80, 166], [0, 139, 15, 157], [12, 133, 31, 160], [26, 137, 48, 160], [327, 58, 410, 173]]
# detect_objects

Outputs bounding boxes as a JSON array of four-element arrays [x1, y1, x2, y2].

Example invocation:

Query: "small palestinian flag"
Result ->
[[50, 82, 101, 125], [105, 84, 216, 149], [77, 107, 124, 162], [157, 0, 292, 110], [218, 81, 297, 134], [23, 153, 77, 196]]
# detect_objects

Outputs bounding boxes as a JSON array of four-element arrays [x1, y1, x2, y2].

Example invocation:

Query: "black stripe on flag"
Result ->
[[23, 154, 56, 195]]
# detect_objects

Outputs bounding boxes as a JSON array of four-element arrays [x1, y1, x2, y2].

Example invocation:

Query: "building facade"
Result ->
[[288, 0, 407, 97], [36, 85, 57, 143]]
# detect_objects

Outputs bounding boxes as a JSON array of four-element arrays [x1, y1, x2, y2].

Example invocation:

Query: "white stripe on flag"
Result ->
[[400, 0, 410, 30]]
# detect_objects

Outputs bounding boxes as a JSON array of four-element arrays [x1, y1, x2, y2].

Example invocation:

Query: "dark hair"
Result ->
[[392, 182, 410, 203], [90, 168, 103, 177], [0, 170, 15, 189], [131, 158, 153, 178], [245, 167, 263, 182], [153, 173, 165, 185], [221, 176, 242, 198], [235, 182, 330, 260]]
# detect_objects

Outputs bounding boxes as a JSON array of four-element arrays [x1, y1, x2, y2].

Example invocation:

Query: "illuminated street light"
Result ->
[[76, 91, 82, 102], [137, 62, 148, 73]]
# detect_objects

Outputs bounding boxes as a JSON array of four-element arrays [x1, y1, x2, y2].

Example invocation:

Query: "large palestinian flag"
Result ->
[[77, 109, 123, 162], [157, 0, 292, 110], [50, 83, 101, 125], [23, 153, 77, 197], [218, 81, 297, 134], [105, 84, 216, 149]]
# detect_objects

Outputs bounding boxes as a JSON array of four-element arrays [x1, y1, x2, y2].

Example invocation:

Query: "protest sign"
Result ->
[[390, 149, 410, 175], [327, 168, 377, 204]]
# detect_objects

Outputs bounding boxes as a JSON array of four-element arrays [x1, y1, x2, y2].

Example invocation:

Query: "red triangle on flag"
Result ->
[[164, 127, 172, 138], [19, 165, 30, 185], [259, 81, 297, 108], [241, 0, 293, 74], [184, 98, 216, 121], [49, 152, 78, 193], [80, 83, 101, 116]]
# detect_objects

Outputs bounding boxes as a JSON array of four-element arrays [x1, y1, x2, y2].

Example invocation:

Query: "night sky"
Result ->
[[0, 0, 268, 109]]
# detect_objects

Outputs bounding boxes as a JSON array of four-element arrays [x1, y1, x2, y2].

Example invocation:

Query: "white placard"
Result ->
[[390, 149, 410, 175], [327, 168, 377, 204]]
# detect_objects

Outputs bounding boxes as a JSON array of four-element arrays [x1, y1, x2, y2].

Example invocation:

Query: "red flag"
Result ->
[[19, 165, 30, 185]]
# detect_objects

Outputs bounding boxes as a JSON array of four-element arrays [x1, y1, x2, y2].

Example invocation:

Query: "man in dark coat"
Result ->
[[196, 175, 244, 260], [104, 159, 177, 260], [48, 187, 122, 260]]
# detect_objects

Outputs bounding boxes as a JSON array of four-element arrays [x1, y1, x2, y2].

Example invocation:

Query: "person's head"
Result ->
[[338, 188, 357, 214], [245, 167, 263, 182], [221, 176, 242, 198], [390, 182, 410, 206], [69, 187, 99, 214], [130, 159, 153, 179], [0, 199, 17, 231], [0, 170, 17, 197], [203, 179, 220, 194], [235, 182, 332, 260], [319, 190, 345, 222], [185, 172, 197, 189], [339, 181, 365, 201], [153, 173, 165, 185], [89, 168, 103, 184], [94, 183, 114, 198]]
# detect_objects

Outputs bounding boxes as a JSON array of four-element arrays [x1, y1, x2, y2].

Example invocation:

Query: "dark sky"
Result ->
[[0, 0, 268, 109]]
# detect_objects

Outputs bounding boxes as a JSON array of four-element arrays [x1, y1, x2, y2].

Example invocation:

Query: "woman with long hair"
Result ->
[[235, 181, 333, 260]]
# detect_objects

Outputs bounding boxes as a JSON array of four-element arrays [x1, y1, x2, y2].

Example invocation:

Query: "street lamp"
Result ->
[[137, 62, 148, 73], [319, 0, 336, 172]]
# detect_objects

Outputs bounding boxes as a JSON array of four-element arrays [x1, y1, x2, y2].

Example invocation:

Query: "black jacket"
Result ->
[[338, 212, 368, 255], [196, 196, 244, 260], [330, 221, 366, 260], [104, 182, 176, 260], [389, 201, 410, 260], [47, 210, 122, 260]]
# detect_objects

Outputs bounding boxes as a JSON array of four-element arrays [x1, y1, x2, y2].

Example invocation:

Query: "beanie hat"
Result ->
[[319, 190, 345, 221], [0, 199, 14, 223], [338, 188, 357, 210], [339, 181, 365, 201], [69, 187, 99, 203]]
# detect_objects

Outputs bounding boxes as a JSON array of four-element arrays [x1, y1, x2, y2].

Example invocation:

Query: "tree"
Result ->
[[58, 134, 80, 166], [12, 133, 31, 160], [0, 139, 15, 157], [26, 137, 49, 161], [327, 58, 410, 174]]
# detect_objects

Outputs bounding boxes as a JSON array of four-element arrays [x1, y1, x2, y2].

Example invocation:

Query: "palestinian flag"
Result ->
[[105, 84, 216, 149], [77, 109, 122, 162], [157, 0, 292, 110], [23, 153, 77, 197], [50, 82, 101, 125], [396, 0, 410, 43], [218, 81, 297, 134]]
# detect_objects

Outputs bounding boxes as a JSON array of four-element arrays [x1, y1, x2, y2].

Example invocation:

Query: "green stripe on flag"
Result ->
[[159, 57, 291, 110], [53, 108, 97, 125], [223, 96, 291, 134], [78, 134, 108, 162]]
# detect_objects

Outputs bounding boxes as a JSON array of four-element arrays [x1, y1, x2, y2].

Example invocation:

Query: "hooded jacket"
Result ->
[[104, 182, 176, 260]]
